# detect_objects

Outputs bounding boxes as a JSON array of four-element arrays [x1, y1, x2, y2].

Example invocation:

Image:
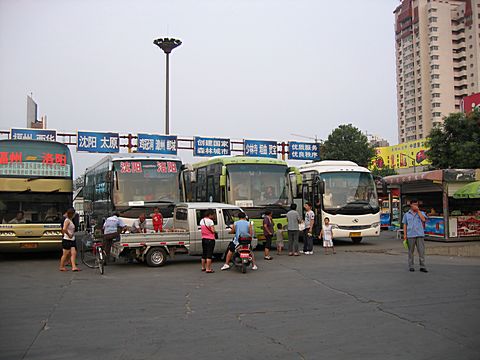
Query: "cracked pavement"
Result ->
[[0, 233, 479, 360]]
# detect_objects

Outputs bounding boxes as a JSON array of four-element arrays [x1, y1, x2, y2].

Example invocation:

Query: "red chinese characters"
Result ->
[[0, 152, 23, 164], [120, 161, 143, 174]]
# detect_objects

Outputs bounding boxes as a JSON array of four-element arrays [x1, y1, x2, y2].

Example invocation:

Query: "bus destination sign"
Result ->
[[119, 161, 178, 174], [0, 151, 71, 177]]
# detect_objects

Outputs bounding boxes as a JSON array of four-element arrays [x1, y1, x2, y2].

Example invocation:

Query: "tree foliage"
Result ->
[[322, 124, 376, 167], [426, 111, 480, 169], [371, 165, 397, 177]]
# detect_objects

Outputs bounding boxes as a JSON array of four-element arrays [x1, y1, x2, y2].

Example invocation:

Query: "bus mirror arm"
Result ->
[[318, 180, 325, 195]]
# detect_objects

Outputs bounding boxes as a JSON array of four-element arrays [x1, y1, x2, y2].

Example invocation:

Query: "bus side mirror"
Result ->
[[106, 170, 113, 182], [220, 166, 227, 187], [318, 181, 325, 195]]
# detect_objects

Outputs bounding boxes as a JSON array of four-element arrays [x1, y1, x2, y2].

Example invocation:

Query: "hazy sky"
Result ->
[[0, 0, 400, 176]]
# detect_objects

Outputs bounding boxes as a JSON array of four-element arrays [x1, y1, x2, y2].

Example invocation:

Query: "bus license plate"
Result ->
[[350, 232, 361, 237], [20, 243, 38, 249]]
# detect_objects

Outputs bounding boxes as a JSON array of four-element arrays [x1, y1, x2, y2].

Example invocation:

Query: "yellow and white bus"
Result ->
[[0, 139, 73, 251]]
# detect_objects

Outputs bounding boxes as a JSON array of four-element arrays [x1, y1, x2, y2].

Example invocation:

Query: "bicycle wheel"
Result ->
[[81, 234, 98, 269], [96, 248, 105, 275]]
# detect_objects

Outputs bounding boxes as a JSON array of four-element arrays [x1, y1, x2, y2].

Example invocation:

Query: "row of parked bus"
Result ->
[[0, 139, 383, 252]]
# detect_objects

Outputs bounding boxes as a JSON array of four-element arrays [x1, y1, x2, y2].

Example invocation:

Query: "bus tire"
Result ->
[[145, 247, 168, 267], [352, 237, 363, 244]]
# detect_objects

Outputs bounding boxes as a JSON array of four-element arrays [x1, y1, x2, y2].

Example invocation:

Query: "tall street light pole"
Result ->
[[153, 37, 182, 135]]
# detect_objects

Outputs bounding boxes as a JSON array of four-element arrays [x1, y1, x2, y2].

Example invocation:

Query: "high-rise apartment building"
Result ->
[[394, 0, 480, 143]]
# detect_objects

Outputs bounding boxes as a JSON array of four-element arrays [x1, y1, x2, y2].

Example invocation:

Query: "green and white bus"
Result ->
[[182, 157, 299, 241]]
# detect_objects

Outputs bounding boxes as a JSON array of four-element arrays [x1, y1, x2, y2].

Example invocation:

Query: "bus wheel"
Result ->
[[145, 247, 167, 267], [352, 237, 363, 244]]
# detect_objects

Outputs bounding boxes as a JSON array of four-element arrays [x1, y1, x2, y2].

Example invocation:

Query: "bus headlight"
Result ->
[[44, 231, 63, 236], [0, 231, 15, 236], [371, 222, 380, 228]]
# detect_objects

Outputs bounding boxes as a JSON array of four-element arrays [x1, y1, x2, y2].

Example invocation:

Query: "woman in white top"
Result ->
[[59, 208, 80, 271]]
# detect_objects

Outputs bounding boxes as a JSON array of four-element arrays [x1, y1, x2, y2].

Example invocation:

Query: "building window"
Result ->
[[430, 36, 438, 41], [432, 102, 441, 108], [431, 55, 439, 60], [429, 27, 438, 32], [431, 74, 440, 80], [429, 17, 438, 23], [432, 83, 440, 89], [430, 45, 439, 51], [431, 64, 440, 70], [432, 93, 440, 98]]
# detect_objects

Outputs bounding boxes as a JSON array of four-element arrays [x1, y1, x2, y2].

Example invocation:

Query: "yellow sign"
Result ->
[[371, 139, 430, 170]]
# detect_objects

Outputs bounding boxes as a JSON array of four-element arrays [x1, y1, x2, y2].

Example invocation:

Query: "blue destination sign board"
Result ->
[[288, 141, 320, 161], [11, 128, 56, 142], [77, 131, 119, 153], [137, 134, 177, 155], [244, 140, 278, 158], [194, 137, 230, 157]]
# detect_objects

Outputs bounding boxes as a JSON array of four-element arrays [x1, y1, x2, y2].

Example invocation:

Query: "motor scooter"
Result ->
[[232, 237, 253, 273]]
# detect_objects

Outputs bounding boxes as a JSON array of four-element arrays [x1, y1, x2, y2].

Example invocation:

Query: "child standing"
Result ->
[[275, 223, 284, 255], [152, 207, 163, 233], [320, 217, 335, 255]]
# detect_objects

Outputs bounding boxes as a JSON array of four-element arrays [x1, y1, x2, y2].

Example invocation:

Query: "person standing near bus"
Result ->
[[59, 208, 80, 272], [263, 210, 274, 260], [200, 209, 216, 273], [302, 202, 315, 255], [152, 207, 163, 233], [403, 199, 428, 273], [286, 204, 302, 256]]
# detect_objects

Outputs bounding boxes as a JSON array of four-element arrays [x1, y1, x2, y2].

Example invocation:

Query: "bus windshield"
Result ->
[[320, 172, 379, 214], [112, 159, 181, 206], [227, 164, 290, 206], [0, 192, 71, 224]]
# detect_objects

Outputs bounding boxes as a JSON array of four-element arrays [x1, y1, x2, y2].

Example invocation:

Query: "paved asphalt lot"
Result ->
[[1, 232, 479, 360]]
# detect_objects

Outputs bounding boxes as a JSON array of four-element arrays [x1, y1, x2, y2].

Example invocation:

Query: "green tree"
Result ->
[[322, 124, 376, 167], [426, 110, 480, 169], [371, 165, 397, 177]]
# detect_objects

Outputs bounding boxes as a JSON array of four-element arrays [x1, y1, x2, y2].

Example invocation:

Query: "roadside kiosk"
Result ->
[[384, 169, 480, 242]]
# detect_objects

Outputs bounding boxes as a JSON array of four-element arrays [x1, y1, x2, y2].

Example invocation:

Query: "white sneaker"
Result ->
[[221, 264, 230, 271], [299, 251, 304, 254], [309, 251, 314, 255], [252, 265, 258, 270]]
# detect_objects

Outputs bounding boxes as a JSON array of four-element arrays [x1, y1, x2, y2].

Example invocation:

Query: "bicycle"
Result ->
[[80, 229, 106, 275]]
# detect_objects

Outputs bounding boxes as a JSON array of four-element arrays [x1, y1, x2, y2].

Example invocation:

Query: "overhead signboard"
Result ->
[[10, 128, 56, 142], [77, 131, 119, 153], [137, 134, 177, 155], [193, 137, 230, 157], [244, 140, 278, 158], [288, 141, 320, 161]]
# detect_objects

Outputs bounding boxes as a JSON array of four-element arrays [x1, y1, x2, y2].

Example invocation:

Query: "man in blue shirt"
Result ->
[[402, 199, 428, 272], [221, 212, 257, 271]]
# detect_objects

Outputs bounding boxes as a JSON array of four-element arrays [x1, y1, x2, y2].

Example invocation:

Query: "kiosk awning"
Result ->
[[384, 170, 443, 185]]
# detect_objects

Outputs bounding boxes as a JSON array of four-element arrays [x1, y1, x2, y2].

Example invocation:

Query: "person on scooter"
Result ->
[[221, 212, 258, 271]]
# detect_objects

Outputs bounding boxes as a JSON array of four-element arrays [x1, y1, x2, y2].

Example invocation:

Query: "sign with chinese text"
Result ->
[[244, 140, 278, 158], [118, 160, 179, 177], [77, 131, 119, 153], [11, 128, 56, 142], [288, 142, 320, 161], [0, 142, 71, 178], [193, 137, 230, 157], [137, 134, 177, 155]]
